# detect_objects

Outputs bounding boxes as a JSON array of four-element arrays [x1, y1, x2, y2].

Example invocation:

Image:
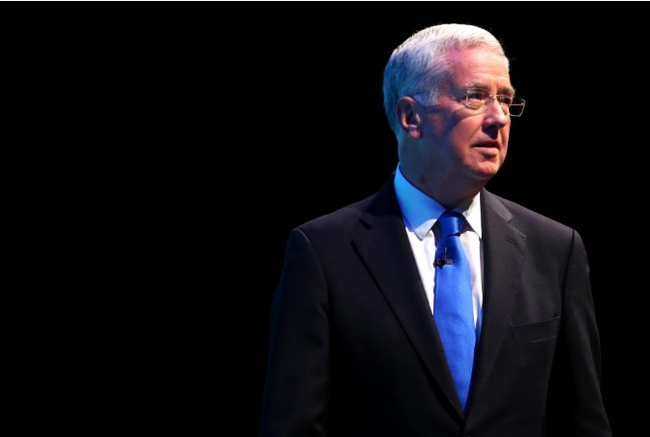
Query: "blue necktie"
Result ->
[[433, 211, 475, 410]]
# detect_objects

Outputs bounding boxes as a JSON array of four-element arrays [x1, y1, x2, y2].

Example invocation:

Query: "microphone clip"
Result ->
[[434, 247, 453, 269]]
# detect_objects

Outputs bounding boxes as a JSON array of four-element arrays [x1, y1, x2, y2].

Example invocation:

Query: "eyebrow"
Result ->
[[466, 82, 516, 96]]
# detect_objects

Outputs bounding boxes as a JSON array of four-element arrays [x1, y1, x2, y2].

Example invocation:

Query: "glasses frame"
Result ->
[[413, 89, 526, 117]]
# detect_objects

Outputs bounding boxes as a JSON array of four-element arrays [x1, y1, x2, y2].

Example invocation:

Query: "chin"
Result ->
[[469, 163, 501, 181]]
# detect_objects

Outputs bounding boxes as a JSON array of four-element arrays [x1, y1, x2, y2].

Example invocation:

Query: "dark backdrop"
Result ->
[[7, 6, 646, 435], [40, 6, 643, 435], [238, 9, 645, 437]]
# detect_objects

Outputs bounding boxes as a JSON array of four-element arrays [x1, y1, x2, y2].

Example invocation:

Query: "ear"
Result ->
[[396, 96, 423, 140]]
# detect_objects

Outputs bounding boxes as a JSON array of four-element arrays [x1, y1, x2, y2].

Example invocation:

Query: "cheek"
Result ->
[[457, 117, 481, 134], [501, 127, 511, 156], [503, 124, 511, 141], [449, 120, 483, 154]]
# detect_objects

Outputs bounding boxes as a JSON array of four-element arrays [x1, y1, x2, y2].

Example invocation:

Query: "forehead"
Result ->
[[444, 47, 513, 93]]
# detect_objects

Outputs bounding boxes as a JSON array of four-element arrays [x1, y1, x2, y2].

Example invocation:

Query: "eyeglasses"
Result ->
[[415, 89, 526, 117]]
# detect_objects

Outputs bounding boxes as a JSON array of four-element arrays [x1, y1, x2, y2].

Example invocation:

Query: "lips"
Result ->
[[473, 141, 499, 148], [473, 142, 500, 157]]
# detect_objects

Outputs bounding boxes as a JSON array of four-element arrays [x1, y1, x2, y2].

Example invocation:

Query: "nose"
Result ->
[[483, 97, 509, 129]]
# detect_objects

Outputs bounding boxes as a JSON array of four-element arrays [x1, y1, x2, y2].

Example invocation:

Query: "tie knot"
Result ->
[[437, 211, 465, 238]]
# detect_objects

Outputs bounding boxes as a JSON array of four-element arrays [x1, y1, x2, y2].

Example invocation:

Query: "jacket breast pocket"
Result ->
[[511, 316, 560, 342]]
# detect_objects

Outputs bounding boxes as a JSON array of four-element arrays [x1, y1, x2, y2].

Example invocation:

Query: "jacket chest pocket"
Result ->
[[511, 316, 559, 342]]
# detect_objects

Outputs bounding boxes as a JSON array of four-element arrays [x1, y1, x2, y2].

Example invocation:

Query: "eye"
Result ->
[[466, 91, 486, 102], [498, 95, 514, 106]]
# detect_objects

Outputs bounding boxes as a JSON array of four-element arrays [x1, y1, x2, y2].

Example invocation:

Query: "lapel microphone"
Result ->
[[435, 247, 454, 269]]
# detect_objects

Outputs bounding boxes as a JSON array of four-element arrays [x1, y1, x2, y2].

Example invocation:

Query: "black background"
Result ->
[[12, 6, 646, 435], [240, 9, 644, 437]]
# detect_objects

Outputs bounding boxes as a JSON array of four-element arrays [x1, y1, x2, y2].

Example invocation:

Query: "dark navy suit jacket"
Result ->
[[261, 175, 611, 436]]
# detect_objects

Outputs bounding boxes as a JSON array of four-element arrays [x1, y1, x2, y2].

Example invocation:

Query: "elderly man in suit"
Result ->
[[260, 24, 611, 436]]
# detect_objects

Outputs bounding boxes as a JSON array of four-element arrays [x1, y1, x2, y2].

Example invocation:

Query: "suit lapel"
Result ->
[[467, 189, 527, 411], [352, 177, 466, 420]]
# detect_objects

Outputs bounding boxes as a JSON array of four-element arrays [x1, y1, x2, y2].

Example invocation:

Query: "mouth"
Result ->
[[472, 142, 500, 157], [473, 141, 499, 149]]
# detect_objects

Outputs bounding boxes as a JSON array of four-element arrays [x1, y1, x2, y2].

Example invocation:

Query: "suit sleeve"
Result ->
[[260, 228, 330, 437], [548, 230, 612, 436]]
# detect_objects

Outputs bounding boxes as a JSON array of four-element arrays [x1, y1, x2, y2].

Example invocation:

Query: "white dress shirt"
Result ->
[[393, 164, 484, 338]]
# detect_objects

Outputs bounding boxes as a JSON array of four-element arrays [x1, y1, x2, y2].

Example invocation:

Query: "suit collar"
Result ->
[[355, 175, 467, 419], [355, 178, 528, 420], [466, 189, 527, 414], [480, 188, 513, 223]]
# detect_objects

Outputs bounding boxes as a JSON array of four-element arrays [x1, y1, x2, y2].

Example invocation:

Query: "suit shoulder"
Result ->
[[487, 191, 575, 242], [296, 193, 375, 239]]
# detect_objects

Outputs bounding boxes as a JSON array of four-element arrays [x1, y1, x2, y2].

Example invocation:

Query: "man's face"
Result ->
[[416, 47, 513, 183]]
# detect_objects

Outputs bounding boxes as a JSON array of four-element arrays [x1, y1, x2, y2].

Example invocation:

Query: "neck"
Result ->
[[400, 165, 486, 210]]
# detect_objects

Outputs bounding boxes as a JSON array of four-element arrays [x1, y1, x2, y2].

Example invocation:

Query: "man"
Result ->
[[260, 24, 611, 436]]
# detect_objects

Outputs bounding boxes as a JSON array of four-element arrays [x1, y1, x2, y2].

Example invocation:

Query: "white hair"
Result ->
[[382, 24, 510, 140]]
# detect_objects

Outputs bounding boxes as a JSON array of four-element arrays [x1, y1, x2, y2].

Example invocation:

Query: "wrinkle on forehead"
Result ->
[[464, 82, 516, 96], [443, 47, 512, 92], [444, 46, 509, 71]]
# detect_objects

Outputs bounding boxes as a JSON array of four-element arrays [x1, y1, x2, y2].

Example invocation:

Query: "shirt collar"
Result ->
[[394, 163, 483, 241]]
